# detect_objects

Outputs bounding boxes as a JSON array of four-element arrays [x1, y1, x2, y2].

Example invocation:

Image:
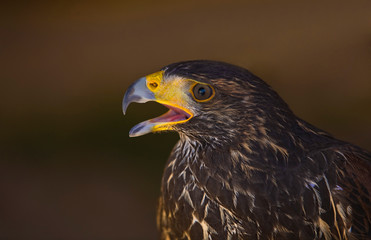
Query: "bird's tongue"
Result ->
[[150, 104, 190, 123], [128, 104, 191, 137]]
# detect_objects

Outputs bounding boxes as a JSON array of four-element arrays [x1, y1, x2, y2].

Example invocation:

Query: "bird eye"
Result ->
[[192, 83, 214, 101]]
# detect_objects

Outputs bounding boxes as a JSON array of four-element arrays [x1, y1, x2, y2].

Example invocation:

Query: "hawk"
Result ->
[[123, 60, 371, 239]]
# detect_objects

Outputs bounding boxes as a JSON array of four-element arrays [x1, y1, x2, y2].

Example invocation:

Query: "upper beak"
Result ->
[[122, 77, 155, 115]]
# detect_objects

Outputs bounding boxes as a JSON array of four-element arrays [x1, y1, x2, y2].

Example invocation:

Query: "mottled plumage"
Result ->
[[123, 60, 371, 240]]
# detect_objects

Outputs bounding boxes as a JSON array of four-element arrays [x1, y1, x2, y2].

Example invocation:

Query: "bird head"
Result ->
[[123, 60, 293, 145]]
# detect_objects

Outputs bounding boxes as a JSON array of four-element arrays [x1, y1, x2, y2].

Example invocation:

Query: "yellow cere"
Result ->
[[146, 71, 164, 91]]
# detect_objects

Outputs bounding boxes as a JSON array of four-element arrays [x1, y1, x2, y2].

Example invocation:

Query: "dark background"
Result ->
[[1, 1, 371, 239]]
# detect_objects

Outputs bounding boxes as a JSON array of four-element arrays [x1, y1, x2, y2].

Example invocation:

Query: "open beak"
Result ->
[[123, 76, 192, 137]]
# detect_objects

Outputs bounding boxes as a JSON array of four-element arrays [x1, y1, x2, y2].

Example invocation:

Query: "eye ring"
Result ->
[[192, 83, 214, 102]]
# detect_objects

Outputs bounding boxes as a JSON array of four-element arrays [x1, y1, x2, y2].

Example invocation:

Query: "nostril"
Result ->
[[149, 82, 158, 90]]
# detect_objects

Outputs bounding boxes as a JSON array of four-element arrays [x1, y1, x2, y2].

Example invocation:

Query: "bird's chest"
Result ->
[[157, 148, 251, 239], [157, 143, 323, 240]]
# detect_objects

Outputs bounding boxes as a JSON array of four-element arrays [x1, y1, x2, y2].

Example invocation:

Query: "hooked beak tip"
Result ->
[[122, 96, 129, 115], [122, 77, 155, 116]]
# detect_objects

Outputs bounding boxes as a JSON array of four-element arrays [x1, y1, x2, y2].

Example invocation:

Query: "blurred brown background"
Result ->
[[1, 1, 371, 239]]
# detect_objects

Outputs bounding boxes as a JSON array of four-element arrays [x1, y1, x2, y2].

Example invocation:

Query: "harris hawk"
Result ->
[[122, 60, 371, 240]]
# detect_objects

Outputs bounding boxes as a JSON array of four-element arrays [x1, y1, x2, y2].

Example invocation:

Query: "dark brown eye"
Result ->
[[192, 84, 213, 101]]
